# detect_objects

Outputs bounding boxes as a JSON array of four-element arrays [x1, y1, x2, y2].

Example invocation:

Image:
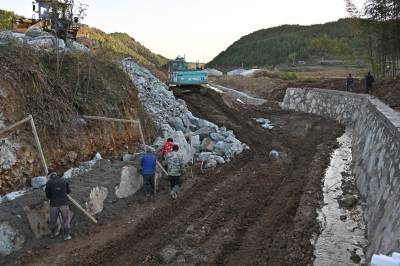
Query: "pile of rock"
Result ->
[[122, 58, 248, 168], [0, 29, 90, 53]]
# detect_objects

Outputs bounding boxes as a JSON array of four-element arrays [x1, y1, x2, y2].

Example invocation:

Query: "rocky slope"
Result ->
[[123, 58, 248, 167]]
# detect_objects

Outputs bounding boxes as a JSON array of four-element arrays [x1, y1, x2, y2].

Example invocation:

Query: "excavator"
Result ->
[[13, 0, 83, 41], [167, 56, 209, 95]]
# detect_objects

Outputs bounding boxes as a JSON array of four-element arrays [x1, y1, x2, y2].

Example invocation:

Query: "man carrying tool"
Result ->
[[166, 145, 185, 199], [45, 171, 72, 241], [141, 149, 157, 196]]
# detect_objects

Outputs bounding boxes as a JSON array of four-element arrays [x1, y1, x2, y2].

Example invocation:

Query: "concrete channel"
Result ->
[[282, 88, 400, 261]]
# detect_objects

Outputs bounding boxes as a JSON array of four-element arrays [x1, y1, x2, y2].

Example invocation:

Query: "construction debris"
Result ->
[[122, 58, 247, 167]]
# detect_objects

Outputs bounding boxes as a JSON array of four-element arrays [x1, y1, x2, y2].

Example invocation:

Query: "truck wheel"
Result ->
[[200, 87, 208, 96]]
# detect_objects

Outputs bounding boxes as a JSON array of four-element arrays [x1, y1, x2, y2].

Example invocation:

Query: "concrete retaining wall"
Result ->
[[281, 88, 400, 259]]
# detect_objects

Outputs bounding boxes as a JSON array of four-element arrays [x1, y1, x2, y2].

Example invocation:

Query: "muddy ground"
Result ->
[[7, 90, 342, 266]]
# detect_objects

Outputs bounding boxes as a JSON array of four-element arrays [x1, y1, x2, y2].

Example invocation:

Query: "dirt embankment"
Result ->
[[214, 75, 400, 111], [11, 90, 342, 266], [0, 45, 157, 195]]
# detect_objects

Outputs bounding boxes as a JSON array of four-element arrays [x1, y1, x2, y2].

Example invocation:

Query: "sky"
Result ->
[[1, 0, 365, 62]]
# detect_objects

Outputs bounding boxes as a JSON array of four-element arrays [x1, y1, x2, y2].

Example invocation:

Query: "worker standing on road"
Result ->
[[365, 72, 375, 94], [141, 150, 157, 196], [166, 145, 185, 199], [45, 171, 72, 241], [346, 73, 354, 92]]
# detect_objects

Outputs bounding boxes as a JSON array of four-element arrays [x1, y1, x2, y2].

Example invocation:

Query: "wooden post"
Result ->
[[29, 115, 49, 175], [185, 112, 194, 178], [82, 115, 139, 124], [67, 194, 98, 224], [0, 116, 31, 137], [137, 122, 147, 151]]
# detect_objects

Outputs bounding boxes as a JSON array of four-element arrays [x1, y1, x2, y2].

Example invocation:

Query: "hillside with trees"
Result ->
[[208, 18, 365, 68], [78, 26, 167, 67], [346, 0, 399, 78]]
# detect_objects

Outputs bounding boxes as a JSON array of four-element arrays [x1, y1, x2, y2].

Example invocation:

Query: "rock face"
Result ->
[[122, 59, 247, 169], [115, 166, 143, 199], [0, 222, 24, 256], [85, 187, 108, 215]]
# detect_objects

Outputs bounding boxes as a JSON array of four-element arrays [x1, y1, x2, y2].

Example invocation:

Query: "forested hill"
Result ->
[[208, 18, 364, 68], [78, 27, 167, 67]]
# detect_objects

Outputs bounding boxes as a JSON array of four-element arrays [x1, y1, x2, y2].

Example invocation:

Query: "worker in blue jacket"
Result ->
[[140, 150, 157, 196]]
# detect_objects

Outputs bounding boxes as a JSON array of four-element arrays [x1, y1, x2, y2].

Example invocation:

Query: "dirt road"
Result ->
[[11, 91, 341, 266]]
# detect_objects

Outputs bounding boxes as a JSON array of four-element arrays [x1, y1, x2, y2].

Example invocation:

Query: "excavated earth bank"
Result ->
[[7, 90, 342, 266]]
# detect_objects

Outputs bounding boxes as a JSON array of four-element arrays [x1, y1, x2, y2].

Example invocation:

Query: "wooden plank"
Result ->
[[0, 116, 31, 136], [29, 115, 49, 175], [137, 122, 147, 150], [157, 160, 168, 176], [67, 194, 98, 224], [83, 115, 139, 124]]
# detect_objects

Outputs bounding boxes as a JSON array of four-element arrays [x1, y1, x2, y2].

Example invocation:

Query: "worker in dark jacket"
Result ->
[[141, 150, 157, 196], [346, 73, 354, 92], [365, 72, 375, 94], [45, 172, 71, 240]]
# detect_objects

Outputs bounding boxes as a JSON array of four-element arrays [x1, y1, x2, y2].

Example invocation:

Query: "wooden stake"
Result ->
[[0, 116, 31, 137], [29, 115, 49, 175], [67, 194, 98, 224], [83, 115, 139, 124], [137, 122, 147, 150]]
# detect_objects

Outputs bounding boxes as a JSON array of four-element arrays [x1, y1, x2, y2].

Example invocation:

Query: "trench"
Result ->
[[313, 128, 367, 265]]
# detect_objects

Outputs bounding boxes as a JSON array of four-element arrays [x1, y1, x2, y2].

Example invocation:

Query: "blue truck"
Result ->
[[167, 56, 209, 95]]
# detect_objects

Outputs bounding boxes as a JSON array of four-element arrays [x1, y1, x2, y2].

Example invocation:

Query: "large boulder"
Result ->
[[201, 138, 215, 152], [162, 131, 195, 164], [0, 31, 26, 45], [168, 116, 186, 132], [191, 135, 201, 152], [213, 141, 226, 156], [85, 187, 108, 215], [224, 136, 244, 158], [31, 176, 47, 189], [115, 166, 143, 199], [0, 222, 25, 256], [25, 28, 52, 38], [67, 41, 90, 53], [27, 37, 54, 50]]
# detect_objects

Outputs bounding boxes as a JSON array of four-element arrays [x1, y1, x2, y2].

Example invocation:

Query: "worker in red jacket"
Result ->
[[162, 138, 174, 159], [161, 138, 175, 170]]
